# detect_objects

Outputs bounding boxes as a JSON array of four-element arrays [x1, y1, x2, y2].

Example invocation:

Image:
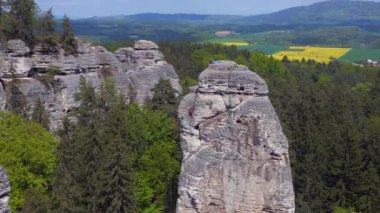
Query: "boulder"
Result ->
[[134, 40, 159, 50], [176, 61, 295, 213]]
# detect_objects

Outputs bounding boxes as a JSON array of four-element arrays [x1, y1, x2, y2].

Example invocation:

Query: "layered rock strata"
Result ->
[[0, 167, 10, 213], [115, 40, 182, 104], [0, 40, 181, 129], [176, 61, 295, 213]]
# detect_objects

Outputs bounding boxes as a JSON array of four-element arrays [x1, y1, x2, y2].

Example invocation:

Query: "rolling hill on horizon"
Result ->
[[240, 0, 380, 25], [75, 0, 380, 26], [76, 13, 243, 24], [69, 0, 380, 46]]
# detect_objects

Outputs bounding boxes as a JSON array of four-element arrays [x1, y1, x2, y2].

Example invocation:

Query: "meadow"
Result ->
[[237, 45, 287, 55], [208, 38, 380, 63], [272, 46, 351, 63], [221, 42, 250, 46], [340, 48, 380, 62]]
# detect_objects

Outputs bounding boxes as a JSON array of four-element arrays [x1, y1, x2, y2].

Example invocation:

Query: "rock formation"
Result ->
[[0, 167, 10, 213], [0, 39, 181, 129], [176, 61, 295, 213], [115, 40, 182, 104]]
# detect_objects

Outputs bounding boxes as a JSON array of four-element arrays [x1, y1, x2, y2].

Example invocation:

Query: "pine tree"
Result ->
[[51, 117, 81, 212], [3, 0, 35, 45], [150, 78, 178, 117], [357, 116, 380, 212], [74, 78, 103, 211], [97, 79, 135, 212], [357, 162, 380, 212], [126, 104, 180, 212], [0, 0, 7, 45], [6, 84, 27, 119], [0, 0, 6, 24], [31, 97, 50, 129], [20, 188, 51, 213], [60, 15, 77, 56], [74, 76, 97, 125], [36, 8, 58, 53], [98, 135, 135, 213]]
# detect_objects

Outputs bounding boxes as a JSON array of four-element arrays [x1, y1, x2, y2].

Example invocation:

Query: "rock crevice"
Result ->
[[0, 167, 10, 213], [176, 61, 295, 213]]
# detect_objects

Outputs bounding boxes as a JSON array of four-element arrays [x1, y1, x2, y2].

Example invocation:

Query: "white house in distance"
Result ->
[[215, 31, 234, 37], [367, 59, 380, 67]]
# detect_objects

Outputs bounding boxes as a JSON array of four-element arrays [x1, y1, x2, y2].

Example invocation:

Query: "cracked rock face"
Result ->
[[115, 40, 182, 104], [0, 167, 10, 213], [176, 61, 295, 213], [0, 39, 181, 129]]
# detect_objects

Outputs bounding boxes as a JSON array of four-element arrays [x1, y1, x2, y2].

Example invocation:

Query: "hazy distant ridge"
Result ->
[[240, 0, 380, 25], [79, 13, 242, 24], [77, 1, 380, 25]]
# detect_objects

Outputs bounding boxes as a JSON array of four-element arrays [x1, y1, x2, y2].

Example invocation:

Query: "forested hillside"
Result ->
[[241, 0, 380, 25], [1, 77, 181, 212], [49, 78, 180, 212], [2, 37, 380, 212], [156, 42, 380, 212], [0, 0, 379, 212]]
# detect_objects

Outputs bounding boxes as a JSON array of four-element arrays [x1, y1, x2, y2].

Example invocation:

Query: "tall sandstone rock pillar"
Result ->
[[176, 61, 295, 213]]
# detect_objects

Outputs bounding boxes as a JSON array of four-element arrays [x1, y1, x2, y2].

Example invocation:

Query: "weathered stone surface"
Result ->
[[0, 83, 5, 111], [6, 40, 30, 57], [115, 42, 182, 104], [176, 61, 295, 213], [0, 167, 11, 213], [0, 40, 182, 129], [134, 40, 159, 50]]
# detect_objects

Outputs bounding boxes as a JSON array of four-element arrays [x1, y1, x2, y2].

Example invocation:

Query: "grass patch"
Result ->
[[237, 45, 287, 55], [221, 42, 249, 46], [339, 48, 380, 62]]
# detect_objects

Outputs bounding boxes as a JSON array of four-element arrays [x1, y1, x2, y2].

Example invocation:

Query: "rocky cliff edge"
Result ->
[[0, 39, 182, 129]]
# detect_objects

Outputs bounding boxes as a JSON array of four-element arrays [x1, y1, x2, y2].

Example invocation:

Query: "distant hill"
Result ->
[[69, 1, 380, 45], [75, 1, 380, 26], [80, 13, 242, 24], [240, 0, 380, 25]]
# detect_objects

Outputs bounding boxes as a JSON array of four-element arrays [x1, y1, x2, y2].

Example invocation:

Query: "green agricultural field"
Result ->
[[206, 35, 253, 44], [339, 48, 380, 62], [240, 45, 380, 63], [237, 45, 287, 55], [205, 36, 380, 63], [205, 32, 291, 46]]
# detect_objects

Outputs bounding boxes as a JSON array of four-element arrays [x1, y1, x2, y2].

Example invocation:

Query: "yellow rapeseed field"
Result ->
[[272, 46, 351, 63], [222, 42, 250, 46]]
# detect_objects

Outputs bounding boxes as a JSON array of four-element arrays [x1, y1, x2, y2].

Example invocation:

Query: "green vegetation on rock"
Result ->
[[60, 15, 78, 56], [36, 8, 58, 53], [1, 0, 36, 45]]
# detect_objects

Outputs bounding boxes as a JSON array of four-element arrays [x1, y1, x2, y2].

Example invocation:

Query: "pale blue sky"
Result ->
[[35, 0, 379, 18]]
